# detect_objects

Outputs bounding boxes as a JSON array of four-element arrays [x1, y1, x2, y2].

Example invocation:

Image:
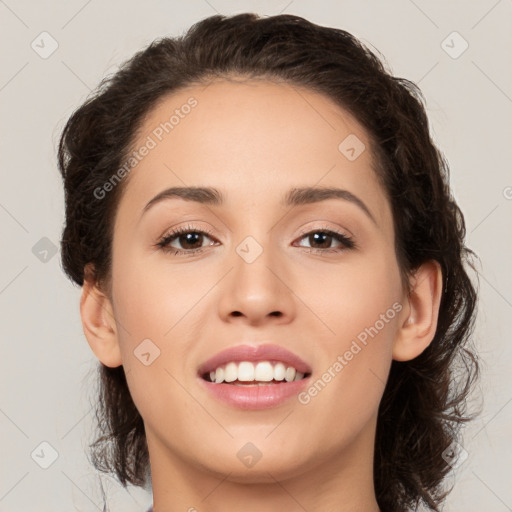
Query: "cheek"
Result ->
[[110, 247, 208, 405], [300, 249, 402, 427], [111, 246, 203, 344], [308, 245, 402, 342], [109, 252, 199, 427]]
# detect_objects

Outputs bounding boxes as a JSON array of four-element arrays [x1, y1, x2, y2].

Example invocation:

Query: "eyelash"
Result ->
[[155, 223, 356, 257]]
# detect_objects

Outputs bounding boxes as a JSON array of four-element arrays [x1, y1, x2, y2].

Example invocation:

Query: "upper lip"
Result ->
[[197, 343, 312, 376]]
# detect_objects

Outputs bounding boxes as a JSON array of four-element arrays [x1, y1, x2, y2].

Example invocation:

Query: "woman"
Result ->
[[58, 12, 480, 512]]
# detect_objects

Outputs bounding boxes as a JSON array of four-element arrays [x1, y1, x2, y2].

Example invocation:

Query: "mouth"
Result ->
[[197, 343, 312, 409], [200, 360, 311, 384]]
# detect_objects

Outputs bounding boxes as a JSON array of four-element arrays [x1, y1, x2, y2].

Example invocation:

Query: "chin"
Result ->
[[194, 449, 311, 483]]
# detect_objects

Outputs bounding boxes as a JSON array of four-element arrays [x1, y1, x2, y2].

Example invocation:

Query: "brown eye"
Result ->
[[173, 232, 205, 250], [156, 225, 218, 255], [306, 232, 334, 249], [295, 229, 355, 253]]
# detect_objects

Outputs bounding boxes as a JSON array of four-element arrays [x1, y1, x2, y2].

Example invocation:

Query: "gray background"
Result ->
[[1, 0, 511, 510]]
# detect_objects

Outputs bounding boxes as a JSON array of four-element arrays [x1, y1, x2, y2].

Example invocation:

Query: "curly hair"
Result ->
[[57, 12, 480, 512]]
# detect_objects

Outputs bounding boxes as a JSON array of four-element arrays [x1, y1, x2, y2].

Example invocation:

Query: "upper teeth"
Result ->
[[208, 361, 305, 384]]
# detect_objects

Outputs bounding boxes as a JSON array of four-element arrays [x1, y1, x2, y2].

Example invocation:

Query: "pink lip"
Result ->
[[197, 343, 312, 376], [197, 343, 312, 410], [198, 378, 311, 410]]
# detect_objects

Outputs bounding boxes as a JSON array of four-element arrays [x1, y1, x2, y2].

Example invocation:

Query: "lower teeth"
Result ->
[[203, 375, 309, 384], [233, 382, 276, 386]]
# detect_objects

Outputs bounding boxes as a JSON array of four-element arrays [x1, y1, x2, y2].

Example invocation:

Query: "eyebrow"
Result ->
[[141, 185, 377, 224]]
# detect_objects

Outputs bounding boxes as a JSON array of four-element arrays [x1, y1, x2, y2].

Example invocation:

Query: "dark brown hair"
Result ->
[[58, 12, 480, 512]]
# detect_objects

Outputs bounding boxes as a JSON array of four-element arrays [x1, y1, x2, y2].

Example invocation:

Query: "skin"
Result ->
[[80, 78, 443, 512]]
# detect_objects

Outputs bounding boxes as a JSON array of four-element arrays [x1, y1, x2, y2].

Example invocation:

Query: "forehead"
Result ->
[[116, 78, 391, 229]]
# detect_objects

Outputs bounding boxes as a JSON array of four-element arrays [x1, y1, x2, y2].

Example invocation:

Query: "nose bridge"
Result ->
[[217, 226, 295, 323], [228, 205, 274, 268], [232, 231, 279, 293]]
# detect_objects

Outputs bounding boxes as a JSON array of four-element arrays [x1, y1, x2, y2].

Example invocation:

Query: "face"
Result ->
[[107, 78, 406, 484]]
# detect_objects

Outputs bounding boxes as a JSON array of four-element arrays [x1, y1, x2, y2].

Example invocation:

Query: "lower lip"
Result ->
[[198, 377, 310, 410]]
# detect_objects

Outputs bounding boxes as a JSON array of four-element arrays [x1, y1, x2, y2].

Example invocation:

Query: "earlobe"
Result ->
[[80, 266, 123, 368], [393, 260, 443, 362]]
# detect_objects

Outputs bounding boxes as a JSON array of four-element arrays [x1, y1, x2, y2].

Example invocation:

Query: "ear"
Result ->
[[80, 264, 123, 368], [393, 260, 443, 361]]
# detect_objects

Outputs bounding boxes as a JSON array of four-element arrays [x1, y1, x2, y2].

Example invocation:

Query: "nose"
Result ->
[[217, 240, 297, 326]]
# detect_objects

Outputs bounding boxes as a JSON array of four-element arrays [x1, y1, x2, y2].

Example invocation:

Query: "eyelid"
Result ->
[[159, 223, 216, 240], [295, 220, 355, 239]]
